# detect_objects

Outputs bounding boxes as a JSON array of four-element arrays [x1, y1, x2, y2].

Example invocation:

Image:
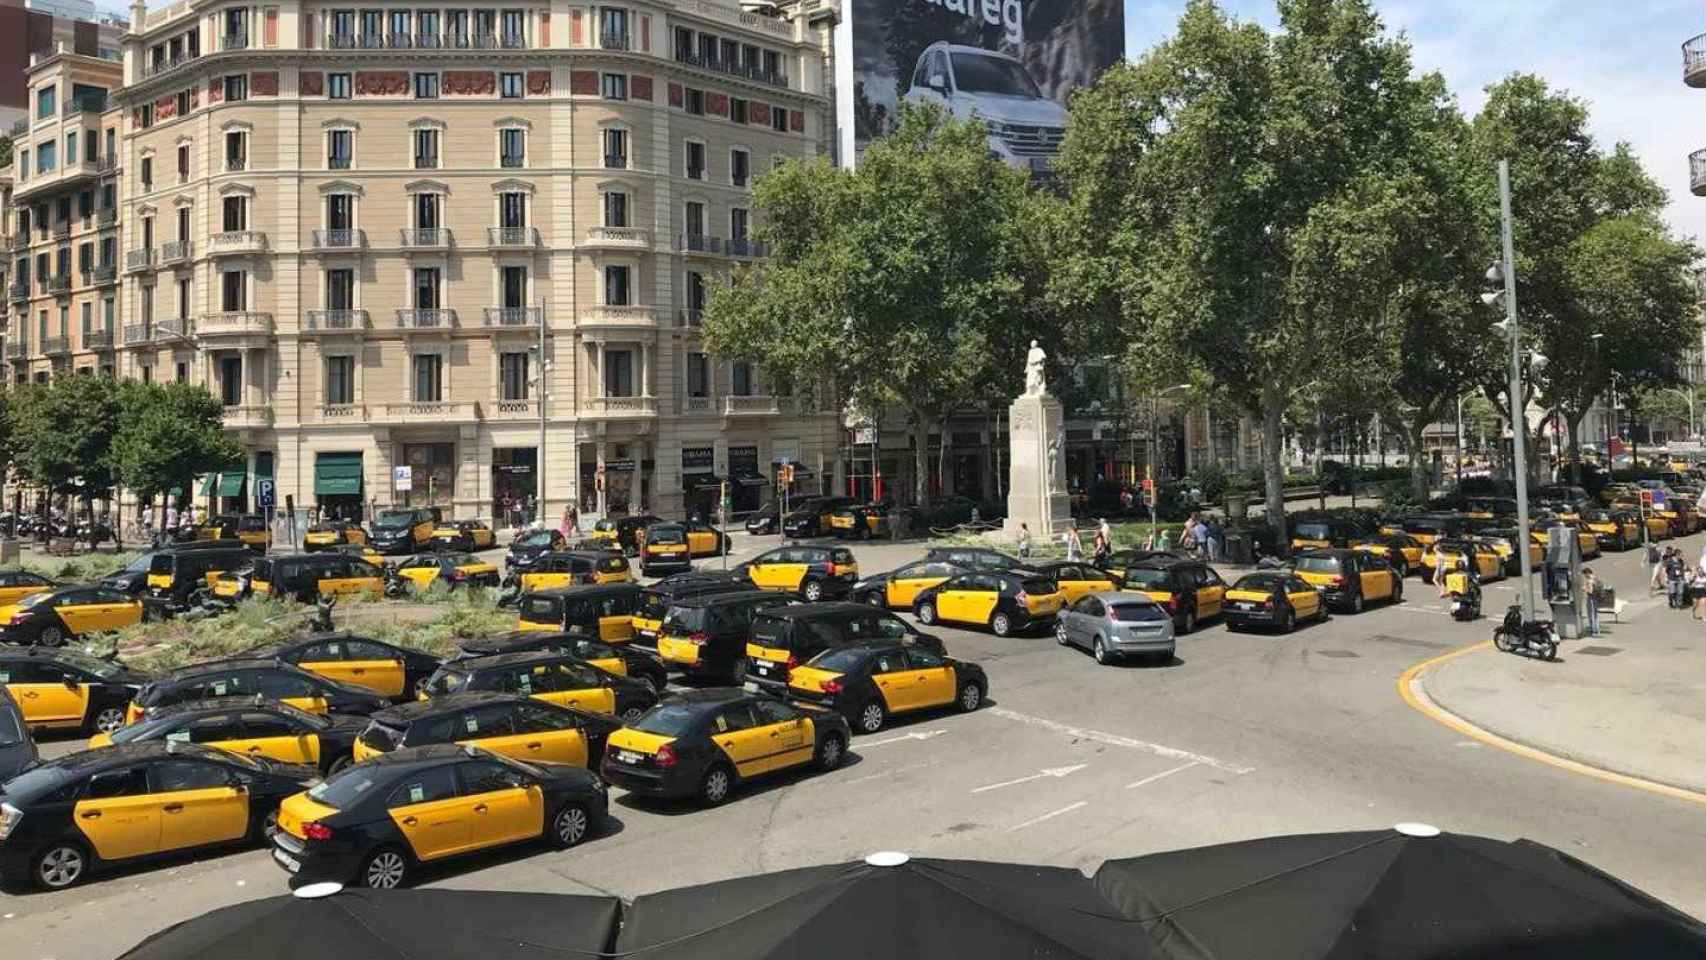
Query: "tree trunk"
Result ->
[[1261, 391, 1287, 550], [1407, 419, 1430, 502], [1565, 408, 1588, 487], [911, 410, 932, 509], [1314, 405, 1326, 512]]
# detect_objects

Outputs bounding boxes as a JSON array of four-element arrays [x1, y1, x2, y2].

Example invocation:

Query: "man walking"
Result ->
[[1580, 567, 1601, 637]]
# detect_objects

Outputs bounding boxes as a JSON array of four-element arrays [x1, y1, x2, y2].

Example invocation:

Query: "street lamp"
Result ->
[[1149, 384, 1190, 541], [1483, 159, 1537, 623]]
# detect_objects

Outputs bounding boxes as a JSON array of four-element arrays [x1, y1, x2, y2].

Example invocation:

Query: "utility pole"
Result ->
[[1489, 160, 1537, 622]]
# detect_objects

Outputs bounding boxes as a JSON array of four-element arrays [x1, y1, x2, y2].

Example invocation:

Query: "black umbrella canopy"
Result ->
[[117, 886, 623, 960], [1092, 824, 1706, 960], [615, 852, 1156, 960]]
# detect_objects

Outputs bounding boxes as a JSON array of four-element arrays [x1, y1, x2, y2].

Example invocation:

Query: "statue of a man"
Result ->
[[1024, 340, 1048, 397]]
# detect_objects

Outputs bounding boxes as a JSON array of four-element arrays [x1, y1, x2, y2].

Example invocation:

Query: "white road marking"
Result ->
[[859, 729, 948, 748], [971, 763, 1088, 794], [988, 707, 1253, 774], [838, 761, 933, 786], [1124, 761, 1198, 790], [1394, 605, 1451, 616], [1007, 801, 1088, 832]]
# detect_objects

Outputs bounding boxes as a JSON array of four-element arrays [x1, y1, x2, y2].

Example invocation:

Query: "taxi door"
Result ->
[[598, 596, 638, 643], [228, 712, 320, 765], [751, 701, 811, 770], [869, 650, 920, 712], [94, 597, 144, 632], [901, 648, 956, 710], [709, 704, 771, 777], [456, 762, 545, 848], [73, 767, 161, 861], [528, 664, 617, 716], [1285, 580, 1321, 618], [467, 707, 590, 767], [1055, 566, 1115, 605], [750, 551, 806, 591], [300, 641, 405, 698], [686, 524, 719, 557], [1193, 569, 1226, 617], [387, 768, 472, 860], [149, 760, 250, 852], [53, 595, 99, 636], [1355, 557, 1391, 600], [886, 564, 947, 608], [4, 663, 89, 725]]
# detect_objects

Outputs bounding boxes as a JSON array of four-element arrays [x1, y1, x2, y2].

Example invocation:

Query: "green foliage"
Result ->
[[12, 376, 122, 497], [18, 551, 141, 582], [1190, 462, 1231, 506], [112, 381, 242, 502]]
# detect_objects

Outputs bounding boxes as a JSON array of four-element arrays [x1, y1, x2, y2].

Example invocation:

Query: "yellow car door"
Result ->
[[5, 661, 89, 725], [686, 526, 717, 557], [528, 663, 616, 715], [226, 711, 320, 765], [750, 700, 813, 771], [870, 650, 919, 712], [955, 576, 1000, 625], [1193, 569, 1226, 617], [148, 758, 251, 853], [300, 639, 406, 698], [708, 703, 771, 777], [1286, 581, 1320, 618], [1355, 557, 1390, 600], [464, 703, 590, 767], [455, 760, 545, 848], [385, 766, 472, 860], [902, 647, 957, 709], [73, 766, 161, 861]]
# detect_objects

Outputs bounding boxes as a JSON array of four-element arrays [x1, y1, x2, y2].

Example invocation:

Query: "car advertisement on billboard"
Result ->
[[847, 0, 1124, 173]]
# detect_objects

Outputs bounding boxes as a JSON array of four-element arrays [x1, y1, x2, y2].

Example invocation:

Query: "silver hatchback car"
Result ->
[[1054, 592, 1176, 665]]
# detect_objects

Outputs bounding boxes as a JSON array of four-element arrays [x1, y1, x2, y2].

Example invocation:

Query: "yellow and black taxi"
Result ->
[[913, 571, 1064, 637], [393, 552, 502, 591], [146, 544, 252, 610], [1221, 571, 1326, 633], [238, 634, 442, 701], [1421, 538, 1504, 583], [1387, 514, 1469, 547], [0, 586, 144, 647], [828, 503, 887, 540], [1097, 548, 1189, 583], [353, 692, 622, 770], [429, 519, 497, 552], [0, 571, 57, 606], [1288, 517, 1360, 551], [303, 520, 370, 552], [656, 591, 792, 684], [504, 528, 568, 571], [419, 653, 658, 723], [329, 541, 389, 566], [506, 551, 633, 593], [271, 745, 605, 888], [1024, 561, 1122, 605], [235, 515, 272, 554], [1582, 509, 1643, 551], [781, 497, 857, 539], [0, 742, 315, 890], [215, 553, 389, 604], [923, 546, 1028, 572], [127, 660, 389, 725], [632, 574, 756, 645], [737, 545, 860, 602], [600, 689, 849, 806], [1119, 558, 1228, 634], [1290, 549, 1403, 613], [1473, 528, 1542, 575], [0, 687, 39, 782], [369, 507, 442, 555], [516, 583, 642, 643], [189, 515, 242, 542], [744, 603, 941, 693], [1348, 533, 1425, 579], [1529, 520, 1601, 560], [455, 632, 669, 694], [90, 697, 367, 776], [639, 523, 697, 576], [1462, 497, 1519, 521], [850, 560, 967, 609], [1, 647, 146, 734], [787, 642, 986, 735], [588, 514, 662, 555]]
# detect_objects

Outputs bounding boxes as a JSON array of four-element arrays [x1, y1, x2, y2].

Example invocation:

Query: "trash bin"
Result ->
[[1224, 531, 1253, 566], [1225, 494, 1248, 522]]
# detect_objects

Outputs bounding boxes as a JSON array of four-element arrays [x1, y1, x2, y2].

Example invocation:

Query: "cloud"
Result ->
[[1123, 0, 1706, 242]]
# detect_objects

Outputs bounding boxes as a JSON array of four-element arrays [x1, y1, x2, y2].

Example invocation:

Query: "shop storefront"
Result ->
[[314, 452, 365, 521], [204, 467, 249, 515], [578, 441, 652, 516], [492, 447, 537, 523], [728, 445, 762, 515], [681, 445, 719, 521], [400, 443, 456, 510]]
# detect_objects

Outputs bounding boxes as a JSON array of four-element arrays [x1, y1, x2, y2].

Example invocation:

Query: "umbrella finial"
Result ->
[[864, 852, 910, 867], [1394, 823, 1441, 838], [293, 882, 346, 899]]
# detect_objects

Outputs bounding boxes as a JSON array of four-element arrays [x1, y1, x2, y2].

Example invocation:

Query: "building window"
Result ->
[[140, 285, 153, 322], [36, 86, 56, 119], [37, 142, 56, 174], [413, 267, 440, 308], [732, 360, 753, 396], [697, 32, 716, 63], [175, 361, 188, 383], [413, 72, 439, 99], [687, 271, 707, 311], [500, 72, 523, 98], [501, 266, 527, 307], [224, 74, 248, 101], [500, 352, 529, 400], [602, 128, 627, 168], [328, 72, 352, 99], [139, 103, 154, 128], [413, 129, 439, 169], [499, 192, 526, 229], [684, 88, 704, 115], [685, 201, 705, 239], [220, 356, 242, 405], [603, 191, 627, 228], [223, 195, 247, 231], [326, 193, 355, 231], [686, 352, 708, 397], [601, 73, 627, 100], [325, 268, 355, 309], [80, 301, 92, 336], [176, 277, 191, 319], [388, 9, 410, 42], [731, 149, 749, 187], [221, 270, 246, 311], [731, 98, 748, 124], [140, 156, 153, 190], [225, 130, 247, 170], [103, 297, 115, 333], [325, 355, 355, 404], [17, 150, 27, 181], [140, 363, 153, 383], [177, 144, 190, 181], [500, 9, 525, 44], [720, 38, 738, 66], [412, 353, 443, 401], [176, 90, 191, 116], [499, 129, 525, 168], [599, 7, 628, 47], [604, 265, 630, 306], [604, 349, 633, 397], [415, 192, 441, 229], [327, 129, 353, 169], [66, 132, 78, 168], [685, 141, 705, 180], [177, 207, 191, 243], [772, 106, 789, 133], [731, 208, 749, 242]]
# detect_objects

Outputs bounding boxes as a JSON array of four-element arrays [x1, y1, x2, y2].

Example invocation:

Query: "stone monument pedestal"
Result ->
[[1004, 392, 1072, 541]]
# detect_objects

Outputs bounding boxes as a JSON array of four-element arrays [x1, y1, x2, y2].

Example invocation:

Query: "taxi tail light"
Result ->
[[1161, 596, 1178, 613], [302, 821, 334, 842], [1261, 598, 1275, 609], [821, 677, 843, 695], [450, 570, 468, 582], [654, 744, 679, 768], [1328, 576, 1345, 588], [689, 632, 710, 647], [784, 654, 800, 674]]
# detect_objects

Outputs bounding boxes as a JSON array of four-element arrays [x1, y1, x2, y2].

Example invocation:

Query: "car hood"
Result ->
[[968, 93, 1068, 128]]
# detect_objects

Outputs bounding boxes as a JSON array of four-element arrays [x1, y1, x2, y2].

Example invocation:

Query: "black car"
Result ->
[[145, 544, 254, 611], [922, 546, 1031, 572], [0, 646, 147, 735], [0, 742, 315, 890], [631, 574, 757, 646], [419, 652, 658, 724], [785, 641, 988, 734], [780, 497, 856, 539], [355, 692, 623, 769], [240, 633, 443, 702], [744, 502, 786, 535], [102, 542, 242, 597], [590, 514, 662, 555], [654, 591, 792, 684], [455, 631, 669, 694], [271, 745, 607, 888], [600, 689, 850, 806], [128, 659, 389, 725], [743, 603, 943, 694], [0, 687, 39, 782], [97, 697, 367, 775], [505, 528, 569, 571]]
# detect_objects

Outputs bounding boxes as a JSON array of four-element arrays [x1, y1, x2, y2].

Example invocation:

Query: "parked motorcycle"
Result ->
[[1492, 604, 1559, 661]]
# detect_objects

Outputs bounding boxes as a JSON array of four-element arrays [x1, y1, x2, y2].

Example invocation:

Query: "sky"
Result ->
[[1123, 0, 1706, 243]]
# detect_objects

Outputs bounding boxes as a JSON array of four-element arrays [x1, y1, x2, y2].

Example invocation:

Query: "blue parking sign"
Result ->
[[257, 478, 276, 509]]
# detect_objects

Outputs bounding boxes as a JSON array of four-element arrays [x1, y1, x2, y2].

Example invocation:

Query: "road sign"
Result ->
[[256, 478, 276, 509], [1651, 489, 1667, 510], [394, 465, 413, 492]]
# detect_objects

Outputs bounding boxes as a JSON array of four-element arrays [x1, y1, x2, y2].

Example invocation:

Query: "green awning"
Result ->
[[315, 453, 364, 496], [168, 486, 183, 497], [196, 474, 215, 496], [217, 471, 246, 496]]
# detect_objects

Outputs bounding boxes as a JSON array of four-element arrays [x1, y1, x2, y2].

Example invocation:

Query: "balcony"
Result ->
[[159, 240, 193, 265], [47, 274, 71, 296], [727, 237, 770, 258], [316, 403, 368, 423], [310, 229, 367, 252], [141, 51, 200, 79], [1693, 148, 1706, 197], [604, 154, 628, 170], [682, 395, 715, 415], [123, 322, 152, 344], [5, 339, 26, 360], [395, 308, 457, 331], [582, 226, 651, 251], [672, 51, 789, 89], [222, 32, 249, 50], [400, 228, 452, 251], [583, 396, 659, 419], [208, 231, 267, 256], [1688, 34, 1706, 87], [677, 233, 723, 257], [8, 282, 30, 302], [125, 248, 154, 273], [487, 226, 538, 248], [96, 155, 118, 176], [304, 309, 369, 332], [484, 307, 542, 327], [98, 206, 117, 225], [154, 319, 192, 340], [196, 311, 274, 340], [71, 92, 108, 115], [222, 404, 273, 429], [226, 156, 246, 172], [488, 398, 539, 419], [52, 221, 71, 241], [84, 328, 115, 350], [42, 336, 68, 356], [580, 305, 658, 330], [9, 118, 27, 138], [723, 395, 781, 416], [678, 309, 704, 328], [600, 33, 630, 50], [381, 400, 480, 422], [93, 264, 117, 286]]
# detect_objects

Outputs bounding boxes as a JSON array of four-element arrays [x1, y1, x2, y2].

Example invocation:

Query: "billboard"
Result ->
[[845, 0, 1124, 173]]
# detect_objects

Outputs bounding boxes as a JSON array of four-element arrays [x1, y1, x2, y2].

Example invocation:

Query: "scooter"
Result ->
[[1492, 604, 1559, 661], [1444, 569, 1481, 622]]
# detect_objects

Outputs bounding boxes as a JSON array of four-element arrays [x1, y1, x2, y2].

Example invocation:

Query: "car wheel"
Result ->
[[1055, 621, 1070, 646], [549, 803, 591, 849], [815, 734, 845, 771], [636, 675, 660, 696], [1280, 608, 1296, 633], [32, 840, 89, 890], [1178, 606, 1197, 635], [917, 602, 937, 626], [864, 591, 885, 608], [857, 699, 886, 734], [358, 846, 410, 889], [698, 764, 734, 806], [957, 681, 983, 712], [620, 705, 646, 724], [89, 706, 126, 734], [38, 624, 65, 647], [1092, 637, 1109, 664], [249, 809, 280, 845], [142, 604, 163, 623], [328, 755, 354, 775], [990, 612, 1013, 637], [1350, 591, 1365, 614], [802, 579, 824, 602]]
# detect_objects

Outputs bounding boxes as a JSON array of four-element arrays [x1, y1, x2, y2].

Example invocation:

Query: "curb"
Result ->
[[1397, 641, 1706, 806]]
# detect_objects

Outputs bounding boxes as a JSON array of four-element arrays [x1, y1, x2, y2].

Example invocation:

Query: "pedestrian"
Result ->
[[1204, 514, 1224, 563], [1179, 512, 1199, 554], [1190, 515, 1211, 561], [1157, 526, 1174, 551], [560, 504, 574, 539], [1065, 525, 1084, 561], [165, 503, 179, 534], [1650, 544, 1668, 593], [1017, 522, 1032, 558], [1581, 567, 1601, 636], [1436, 549, 1452, 598], [1098, 516, 1113, 548], [1665, 550, 1687, 609], [1692, 566, 1706, 620], [1092, 529, 1110, 567]]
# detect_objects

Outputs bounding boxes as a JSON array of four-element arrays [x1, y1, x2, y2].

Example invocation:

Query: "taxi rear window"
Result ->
[[1294, 557, 1343, 574], [520, 597, 560, 621], [631, 703, 704, 737], [148, 554, 175, 575], [640, 590, 670, 619], [830, 548, 856, 565], [307, 768, 383, 809], [809, 646, 870, 672], [601, 557, 629, 573], [594, 519, 617, 532], [750, 614, 790, 648], [1294, 523, 1332, 540], [1020, 578, 1057, 595], [1403, 520, 1445, 533], [1108, 601, 1167, 623], [649, 526, 686, 544], [1123, 569, 1173, 590], [663, 605, 708, 632]]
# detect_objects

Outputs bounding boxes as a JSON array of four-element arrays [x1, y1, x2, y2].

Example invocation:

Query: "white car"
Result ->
[[904, 41, 1068, 172]]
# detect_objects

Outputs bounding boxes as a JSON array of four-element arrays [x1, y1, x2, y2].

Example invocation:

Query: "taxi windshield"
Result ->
[[1122, 568, 1173, 590], [48, 649, 124, 678], [1293, 556, 1343, 574], [630, 703, 705, 737], [593, 519, 617, 532], [1294, 523, 1332, 540], [374, 512, 416, 530], [517, 530, 556, 547], [124, 553, 157, 574], [422, 670, 469, 696]]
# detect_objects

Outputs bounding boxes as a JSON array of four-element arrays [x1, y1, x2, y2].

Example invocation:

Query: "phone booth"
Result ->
[[1545, 522, 1582, 639]]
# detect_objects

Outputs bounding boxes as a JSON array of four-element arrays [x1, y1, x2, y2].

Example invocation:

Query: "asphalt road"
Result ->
[[6, 529, 1705, 958]]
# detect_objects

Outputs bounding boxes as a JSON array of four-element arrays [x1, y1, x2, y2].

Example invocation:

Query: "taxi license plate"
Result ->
[[637, 629, 656, 639], [1236, 601, 1255, 610], [273, 849, 301, 874], [743, 680, 760, 693], [616, 750, 644, 764], [753, 661, 776, 676]]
